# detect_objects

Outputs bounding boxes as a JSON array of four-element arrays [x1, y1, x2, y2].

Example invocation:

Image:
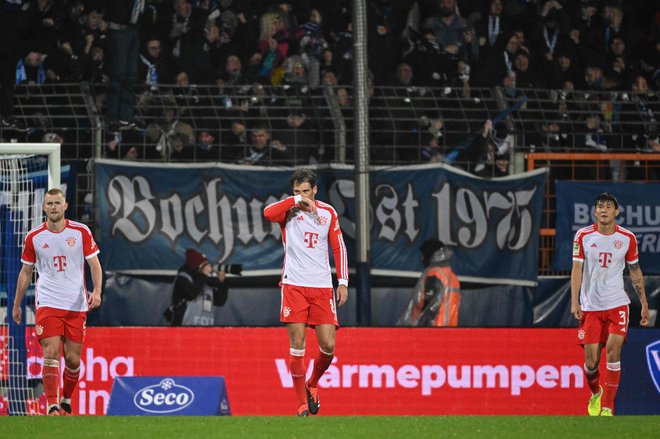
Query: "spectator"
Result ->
[[223, 118, 248, 161], [271, 109, 317, 164], [366, 0, 401, 84], [194, 128, 220, 160], [237, 122, 291, 166], [16, 47, 48, 85], [465, 119, 512, 177], [621, 75, 660, 180], [222, 54, 247, 85], [105, 0, 145, 133], [398, 239, 460, 327], [549, 43, 581, 88], [528, 1, 569, 70], [476, 0, 511, 59], [604, 33, 635, 88], [167, 0, 212, 83], [0, 0, 30, 131], [164, 248, 231, 326], [421, 0, 478, 68], [478, 31, 519, 86], [59, 4, 107, 65], [513, 50, 544, 88], [138, 37, 168, 89]]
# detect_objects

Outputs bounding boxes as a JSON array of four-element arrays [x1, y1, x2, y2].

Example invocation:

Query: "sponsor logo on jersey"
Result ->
[[42, 243, 49, 249], [283, 306, 291, 317], [646, 340, 660, 394], [577, 329, 585, 340], [572, 242, 580, 256], [613, 240, 623, 249], [66, 236, 76, 247], [590, 243, 597, 247], [297, 216, 304, 221], [35, 325, 43, 335], [133, 378, 194, 413]]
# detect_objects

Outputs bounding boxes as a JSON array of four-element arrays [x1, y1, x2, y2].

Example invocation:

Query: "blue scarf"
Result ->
[[16, 58, 46, 84]]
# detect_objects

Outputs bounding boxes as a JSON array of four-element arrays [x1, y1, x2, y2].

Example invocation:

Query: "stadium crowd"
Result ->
[[0, 0, 658, 175]]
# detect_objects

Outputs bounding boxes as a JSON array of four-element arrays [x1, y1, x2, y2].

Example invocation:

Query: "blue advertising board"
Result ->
[[554, 181, 660, 273], [96, 161, 546, 285], [107, 377, 231, 416], [618, 328, 660, 415]]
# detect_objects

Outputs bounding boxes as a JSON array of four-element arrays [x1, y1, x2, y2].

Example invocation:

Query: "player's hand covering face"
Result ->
[[293, 182, 317, 216]]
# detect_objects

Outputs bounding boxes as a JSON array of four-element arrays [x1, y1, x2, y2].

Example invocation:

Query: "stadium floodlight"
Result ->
[[1, 143, 61, 416]]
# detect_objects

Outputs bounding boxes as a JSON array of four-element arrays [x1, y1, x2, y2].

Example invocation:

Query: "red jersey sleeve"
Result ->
[[625, 232, 639, 264], [21, 234, 36, 265], [572, 230, 585, 262], [328, 211, 349, 286], [264, 196, 298, 224], [82, 227, 100, 258]]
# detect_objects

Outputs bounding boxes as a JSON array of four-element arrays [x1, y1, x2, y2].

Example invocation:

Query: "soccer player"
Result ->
[[571, 192, 648, 416], [12, 188, 102, 416], [263, 168, 348, 417]]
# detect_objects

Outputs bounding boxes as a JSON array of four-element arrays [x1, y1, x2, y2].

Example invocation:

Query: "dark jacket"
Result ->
[[169, 265, 228, 326], [104, 0, 141, 26]]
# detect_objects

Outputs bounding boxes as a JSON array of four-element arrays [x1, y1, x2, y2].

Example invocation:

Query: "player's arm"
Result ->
[[12, 263, 35, 325], [628, 262, 648, 326], [570, 260, 583, 320], [263, 196, 301, 223], [328, 215, 349, 307], [87, 255, 103, 310]]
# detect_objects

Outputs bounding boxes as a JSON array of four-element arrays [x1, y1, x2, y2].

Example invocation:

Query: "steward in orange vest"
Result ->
[[398, 240, 461, 326]]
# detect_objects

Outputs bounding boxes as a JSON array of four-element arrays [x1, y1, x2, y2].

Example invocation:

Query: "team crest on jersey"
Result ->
[[578, 329, 585, 340], [613, 240, 623, 249], [572, 242, 580, 256], [66, 236, 76, 247], [36, 325, 43, 336], [283, 306, 291, 317], [317, 216, 327, 226]]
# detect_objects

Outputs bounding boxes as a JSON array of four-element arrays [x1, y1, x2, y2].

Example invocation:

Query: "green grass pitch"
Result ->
[[3, 416, 659, 438]]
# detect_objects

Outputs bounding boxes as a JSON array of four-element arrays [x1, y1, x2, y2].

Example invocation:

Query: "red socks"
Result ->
[[308, 348, 334, 388], [42, 359, 60, 410], [602, 361, 621, 412], [289, 349, 307, 405], [63, 364, 81, 399], [583, 364, 600, 394]]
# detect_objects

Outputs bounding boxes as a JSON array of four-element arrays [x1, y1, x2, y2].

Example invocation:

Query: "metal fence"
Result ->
[[1, 82, 658, 243]]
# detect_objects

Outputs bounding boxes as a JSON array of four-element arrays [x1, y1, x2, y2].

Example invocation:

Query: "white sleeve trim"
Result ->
[[293, 195, 302, 203], [338, 279, 348, 287]]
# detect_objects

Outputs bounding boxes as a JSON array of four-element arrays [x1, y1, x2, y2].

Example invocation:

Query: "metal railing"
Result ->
[[2, 82, 658, 275]]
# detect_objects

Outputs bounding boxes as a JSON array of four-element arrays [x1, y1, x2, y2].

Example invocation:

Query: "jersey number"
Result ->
[[618, 310, 627, 327]]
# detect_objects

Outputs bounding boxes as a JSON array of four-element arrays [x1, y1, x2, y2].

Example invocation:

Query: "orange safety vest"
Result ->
[[410, 265, 461, 326]]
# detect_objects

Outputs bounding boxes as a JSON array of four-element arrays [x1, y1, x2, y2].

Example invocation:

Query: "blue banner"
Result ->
[[96, 161, 546, 285], [617, 328, 660, 415], [554, 182, 660, 273], [107, 377, 231, 416]]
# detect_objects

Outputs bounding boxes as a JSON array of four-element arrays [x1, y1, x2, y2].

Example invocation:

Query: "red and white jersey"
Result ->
[[264, 195, 348, 288], [572, 223, 638, 311], [21, 219, 100, 312]]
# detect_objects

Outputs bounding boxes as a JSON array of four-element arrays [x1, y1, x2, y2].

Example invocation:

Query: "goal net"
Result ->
[[1, 144, 60, 416]]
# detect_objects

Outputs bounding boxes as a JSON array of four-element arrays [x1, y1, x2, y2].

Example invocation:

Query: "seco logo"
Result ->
[[133, 378, 195, 413], [646, 340, 660, 394]]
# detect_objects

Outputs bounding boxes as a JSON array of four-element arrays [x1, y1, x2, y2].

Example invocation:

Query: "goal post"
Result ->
[[0, 144, 61, 189], [1, 143, 61, 416]]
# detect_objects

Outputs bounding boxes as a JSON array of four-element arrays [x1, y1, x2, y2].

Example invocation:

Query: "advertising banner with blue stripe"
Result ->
[[554, 182, 660, 273], [96, 160, 546, 285]]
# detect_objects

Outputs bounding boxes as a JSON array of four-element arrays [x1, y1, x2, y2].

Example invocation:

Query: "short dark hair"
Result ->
[[594, 192, 619, 209], [290, 168, 317, 189]]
